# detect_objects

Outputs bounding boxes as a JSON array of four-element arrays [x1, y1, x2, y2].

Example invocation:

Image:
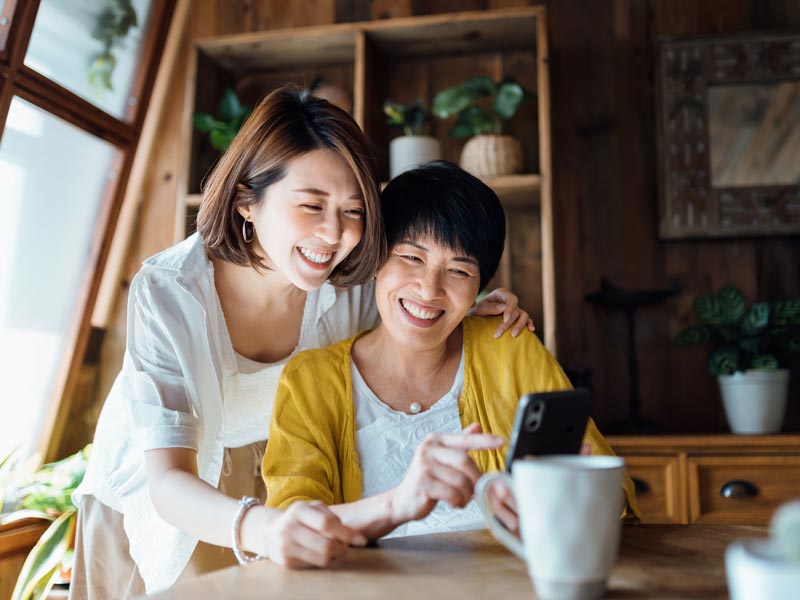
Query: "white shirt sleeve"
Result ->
[[125, 272, 200, 451]]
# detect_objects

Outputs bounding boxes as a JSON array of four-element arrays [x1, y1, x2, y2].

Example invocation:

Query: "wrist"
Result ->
[[238, 503, 278, 557]]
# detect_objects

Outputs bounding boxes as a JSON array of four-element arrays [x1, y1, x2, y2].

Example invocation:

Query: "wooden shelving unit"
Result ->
[[176, 6, 556, 352]]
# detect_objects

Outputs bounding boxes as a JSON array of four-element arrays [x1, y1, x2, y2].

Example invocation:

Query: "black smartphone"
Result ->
[[505, 389, 592, 473]]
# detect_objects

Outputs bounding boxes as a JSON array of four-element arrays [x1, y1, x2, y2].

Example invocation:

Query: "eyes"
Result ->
[[299, 203, 365, 219], [395, 252, 477, 279]]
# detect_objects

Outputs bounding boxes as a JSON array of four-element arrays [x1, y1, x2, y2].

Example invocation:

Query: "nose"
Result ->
[[417, 266, 445, 300], [315, 211, 342, 245]]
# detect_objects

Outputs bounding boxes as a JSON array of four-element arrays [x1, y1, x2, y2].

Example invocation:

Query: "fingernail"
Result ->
[[354, 534, 367, 546], [494, 330, 501, 339], [512, 330, 519, 337]]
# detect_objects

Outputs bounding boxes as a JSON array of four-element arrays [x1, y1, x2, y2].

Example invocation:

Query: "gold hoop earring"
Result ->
[[242, 218, 254, 243]]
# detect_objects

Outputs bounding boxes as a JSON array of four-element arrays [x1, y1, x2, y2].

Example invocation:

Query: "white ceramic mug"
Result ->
[[475, 455, 625, 600]]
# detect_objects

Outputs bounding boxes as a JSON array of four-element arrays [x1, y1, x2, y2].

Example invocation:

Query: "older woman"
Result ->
[[264, 162, 638, 539]]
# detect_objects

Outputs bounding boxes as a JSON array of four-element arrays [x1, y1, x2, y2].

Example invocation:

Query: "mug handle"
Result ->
[[475, 472, 526, 560]]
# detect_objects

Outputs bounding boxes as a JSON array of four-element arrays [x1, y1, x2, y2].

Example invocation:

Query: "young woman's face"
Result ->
[[242, 149, 365, 290], [375, 234, 482, 351]]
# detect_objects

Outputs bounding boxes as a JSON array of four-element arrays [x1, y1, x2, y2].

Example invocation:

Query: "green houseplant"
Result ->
[[432, 75, 533, 178], [193, 86, 252, 153], [384, 99, 441, 178], [1, 445, 91, 600], [677, 285, 800, 433]]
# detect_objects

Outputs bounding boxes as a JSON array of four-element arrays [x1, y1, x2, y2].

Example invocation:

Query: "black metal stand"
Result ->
[[584, 279, 678, 435]]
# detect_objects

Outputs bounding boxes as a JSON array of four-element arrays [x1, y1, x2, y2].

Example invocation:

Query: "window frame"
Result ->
[[0, 0, 178, 462]]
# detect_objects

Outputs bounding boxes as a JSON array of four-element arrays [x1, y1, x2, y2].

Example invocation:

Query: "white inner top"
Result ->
[[219, 289, 316, 448], [352, 348, 485, 538]]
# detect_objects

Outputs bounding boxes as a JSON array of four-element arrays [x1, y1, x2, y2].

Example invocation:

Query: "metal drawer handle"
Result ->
[[719, 480, 759, 499], [632, 477, 650, 495]]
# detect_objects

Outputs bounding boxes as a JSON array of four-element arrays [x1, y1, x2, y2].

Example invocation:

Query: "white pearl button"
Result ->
[[409, 402, 422, 414]]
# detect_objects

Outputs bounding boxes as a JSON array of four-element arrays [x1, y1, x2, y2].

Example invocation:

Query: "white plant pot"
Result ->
[[718, 369, 790, 435], [726, 539, 800, 600], [389, 136, 441, 178]]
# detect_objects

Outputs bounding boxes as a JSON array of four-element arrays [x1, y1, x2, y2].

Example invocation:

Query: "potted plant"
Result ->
[[677, 285, 800, 434], [384, 99, 441, 178], [432, 75, 533, 178], [0, 445, 91, 600]]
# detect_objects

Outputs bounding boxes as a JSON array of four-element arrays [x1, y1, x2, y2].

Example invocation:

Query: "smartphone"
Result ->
[[505, 389, 592, 473]]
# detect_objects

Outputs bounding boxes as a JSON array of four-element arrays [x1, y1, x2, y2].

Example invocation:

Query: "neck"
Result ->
[[357, 325, 463, 385], [212, 256, 306, 312]]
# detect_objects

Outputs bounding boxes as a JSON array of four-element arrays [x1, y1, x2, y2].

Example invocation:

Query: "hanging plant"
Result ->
[[88, 0, 139, 92]]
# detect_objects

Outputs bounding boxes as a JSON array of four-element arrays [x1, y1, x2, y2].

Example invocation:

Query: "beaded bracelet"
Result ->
[[231, 496, 266, 565]]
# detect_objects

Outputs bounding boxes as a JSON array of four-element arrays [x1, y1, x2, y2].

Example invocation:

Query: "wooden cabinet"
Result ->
[[176, 6, 557, 351], [609, 435, 800, 525]]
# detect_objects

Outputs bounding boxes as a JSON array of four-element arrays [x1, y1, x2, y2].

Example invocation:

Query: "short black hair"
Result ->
[[380, 161, 505, 290]]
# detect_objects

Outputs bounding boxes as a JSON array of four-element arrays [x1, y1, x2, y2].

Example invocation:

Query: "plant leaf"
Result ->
[[12, 509, 76, 600], [493, 81, 524, 120], [741, 302, 769, 336], [709, 347, 739, 376], [751, 354, 779, 370], [193, 113, 223, 132], [771, 299, 800, 325], [432, 85, 473, 119], [718, 285, 746, 324], [462, 75, 494, 98], [694, 294, 724, 326], [0, 510, 54, 526], [783, 333, 800, 353], [676, 325, 711, 347], [738, 337, 760, 355], [218, 86, 243, 122]]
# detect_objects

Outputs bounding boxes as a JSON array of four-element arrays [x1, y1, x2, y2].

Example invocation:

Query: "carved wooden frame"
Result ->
[[656, 32, 800, 239]]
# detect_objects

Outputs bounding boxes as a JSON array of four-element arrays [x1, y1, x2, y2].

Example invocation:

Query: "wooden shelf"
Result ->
[[381, 173, 540, 209], [178, 6, 555, 351]]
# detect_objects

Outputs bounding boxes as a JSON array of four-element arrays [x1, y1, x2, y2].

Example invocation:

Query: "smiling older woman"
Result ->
[[263, 162, 639, 540]]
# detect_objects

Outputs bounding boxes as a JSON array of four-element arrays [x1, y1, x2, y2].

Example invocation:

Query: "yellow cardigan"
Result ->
[[264, 316, 640, 521]]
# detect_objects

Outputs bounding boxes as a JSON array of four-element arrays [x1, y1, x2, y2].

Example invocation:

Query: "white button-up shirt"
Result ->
[[74, 233, 379, 594]]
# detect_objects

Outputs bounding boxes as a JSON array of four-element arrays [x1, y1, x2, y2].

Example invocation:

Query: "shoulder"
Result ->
[[282, 336, 354, 380], [463, 315, 546, 354]]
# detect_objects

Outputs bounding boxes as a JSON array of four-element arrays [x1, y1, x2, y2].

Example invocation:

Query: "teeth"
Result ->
[[299, 247, 333, 264], [401, 299, 442, 320]]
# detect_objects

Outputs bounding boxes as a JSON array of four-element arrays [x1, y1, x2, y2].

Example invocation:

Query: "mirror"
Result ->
[[656, 33, 800, 239]]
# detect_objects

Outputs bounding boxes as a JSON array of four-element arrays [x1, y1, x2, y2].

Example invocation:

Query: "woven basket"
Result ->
[[459, 134, 523, 178]]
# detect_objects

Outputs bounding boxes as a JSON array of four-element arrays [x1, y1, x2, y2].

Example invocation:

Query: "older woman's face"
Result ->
[[375, 234, 481, 350]]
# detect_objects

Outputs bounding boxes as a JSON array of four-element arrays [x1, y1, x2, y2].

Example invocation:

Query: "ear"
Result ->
[[236, 204, 251, 221]]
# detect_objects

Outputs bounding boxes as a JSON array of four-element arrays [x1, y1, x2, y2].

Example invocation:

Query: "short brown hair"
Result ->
[[197, 85, 384, 287]]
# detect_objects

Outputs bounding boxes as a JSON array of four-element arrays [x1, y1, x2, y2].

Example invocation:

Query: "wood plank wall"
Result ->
[[548, 0, 800, 433], [62, 0, 800, 458]]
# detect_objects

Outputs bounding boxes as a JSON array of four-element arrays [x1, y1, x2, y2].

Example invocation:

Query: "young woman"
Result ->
[[264, 162, 639, 539], [70, 88, 532, 599]]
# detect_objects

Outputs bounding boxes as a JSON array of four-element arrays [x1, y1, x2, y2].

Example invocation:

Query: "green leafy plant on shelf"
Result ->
[[89, 0, 138, 92], [676, 285, 800, 376], [193, 86, 253, 152], [432, 75, 533, 138], [384, 99, 432, 136], [0, 445, 91, 600]]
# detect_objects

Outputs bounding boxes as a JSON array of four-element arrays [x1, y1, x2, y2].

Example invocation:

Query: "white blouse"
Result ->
[[74, 233, 380, 594], [352, 349, 485, 538]]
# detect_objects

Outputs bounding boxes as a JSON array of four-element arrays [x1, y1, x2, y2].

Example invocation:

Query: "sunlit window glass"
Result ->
[[25, 0, 153, 119], [0, 96, 118, 460]]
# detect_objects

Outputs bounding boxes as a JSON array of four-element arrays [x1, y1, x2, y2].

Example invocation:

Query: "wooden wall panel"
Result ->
[[549, 0, 800, 433]]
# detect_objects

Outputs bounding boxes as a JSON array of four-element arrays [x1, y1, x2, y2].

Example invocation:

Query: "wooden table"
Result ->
[[147, 525, 765, 599]]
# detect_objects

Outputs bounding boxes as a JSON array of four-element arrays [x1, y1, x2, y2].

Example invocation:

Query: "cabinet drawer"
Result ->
[[689, 456, 800, 525], [624, 456, 686, 524]]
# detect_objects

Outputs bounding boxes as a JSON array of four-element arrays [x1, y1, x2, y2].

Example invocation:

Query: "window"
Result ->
[[0, 0, 176, 461]]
